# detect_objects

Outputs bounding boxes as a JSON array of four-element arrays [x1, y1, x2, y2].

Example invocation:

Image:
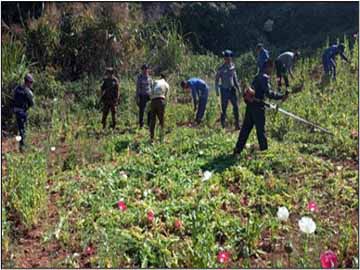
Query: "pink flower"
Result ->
[[217, 250, 231, 264], [117, 200, 127, 211], [147, 210, 155, 222], [174, 219, 182, 229], [307, 201, 319, 212], [85, 246, 95, 256], [320, 250, 338, 268]]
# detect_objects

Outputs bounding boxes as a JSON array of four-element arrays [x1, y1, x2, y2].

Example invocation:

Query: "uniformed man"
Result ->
[[148, 74, 170, 143], [322, 43, 349, 80], [215, 50, 241, 130], [256, 43, 270, 73], [181, 77, 209, 125], [233, 60, 288, 156], [12, 74, 35, 152], [275, 50, 300, 91], [136, 64, 153, 128], [100, 67, 119, 129]]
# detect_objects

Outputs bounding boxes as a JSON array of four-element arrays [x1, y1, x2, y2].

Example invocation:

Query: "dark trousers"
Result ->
[[195, 95, 208, 123], [235, 104, 267, 153], [275, 59, 289, 88], [150, 98, 166, 140], [322, 54, 336, 79], [138, 94, 151, 127], [220, 87, 240, 128], [102, 104, 116, 129], [15, 111, 27, 147]]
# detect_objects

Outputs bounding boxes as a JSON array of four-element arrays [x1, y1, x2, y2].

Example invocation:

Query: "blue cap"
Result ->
[[222, 50, 233, 57]]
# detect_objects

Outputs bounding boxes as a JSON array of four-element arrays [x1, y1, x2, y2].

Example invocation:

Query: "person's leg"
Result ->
[[254, 108, 268, 151], [330, 58, 336, 80], [234, 106, 254, 154], [196, 94, 208, 123], [220, 88, 229, 128], [16, 112, 26, 150], [138, 95, 146, 128], [158, 99, 166, 142], [229, 88, 240, 129], [110, 104, 116, 129], [323, 55, 331, 77], [102, 105, 110, 129]]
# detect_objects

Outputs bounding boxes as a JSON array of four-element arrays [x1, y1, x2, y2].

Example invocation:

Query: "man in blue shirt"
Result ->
[[181, 78, 209, 124], [12, 74, 35, 152], [322, 43, 349, 80], [256, 43, 270, 73], [233, 60, 288, 156]]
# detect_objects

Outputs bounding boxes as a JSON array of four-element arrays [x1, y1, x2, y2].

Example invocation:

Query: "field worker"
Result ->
[[136, 64, 153, 128], [233, 60, 288, 156], [181, 78, 209, 125], [275, 50, 301, 91], [148, 74, 170, 143], [12, 74, 35, 152], [100, 67, 119, 129], [322, 43, 349, 80], [215, 49, 241, 130], [256, 43, 270, 73]]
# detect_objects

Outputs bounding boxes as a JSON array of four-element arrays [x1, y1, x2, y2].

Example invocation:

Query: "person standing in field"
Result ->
[[322, 43, 349, 80], [275, 50, 301, 91], [12, 74, 35, 152], [233, 60, 288, 156], [136, 64, 153, 128], [100, 67, 119, 129], [148, 74, 170, 143], [181, 78, 209, 125], [215, 49, 241, 130], [256, 43, 270, 73]]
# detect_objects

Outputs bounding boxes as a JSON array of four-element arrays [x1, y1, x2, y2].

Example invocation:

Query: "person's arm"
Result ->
[[263, 76, 286, 101], [115, 81, 119, 104], [191, 88, 198, 111], [339, 52, 349, 63], [26, 89, 34, 108], [233, 69, 241, 94]]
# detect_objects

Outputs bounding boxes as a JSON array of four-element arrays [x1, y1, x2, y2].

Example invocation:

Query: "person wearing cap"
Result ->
[[12, 73, 35, 151], [136, 64, 153, 128], [215, 49, 241, 130], [275, 50, 300, 91], [181, 78, 209, 125], [322, 43, 349, 80], [256, 43, 270, 73], [233, 60, 288, 156], [148, 74, 170, 143], [100, 67, 119, 129]]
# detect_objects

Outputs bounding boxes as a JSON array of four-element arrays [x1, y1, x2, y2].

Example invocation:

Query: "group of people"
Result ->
[[12, 42, 348, 153]]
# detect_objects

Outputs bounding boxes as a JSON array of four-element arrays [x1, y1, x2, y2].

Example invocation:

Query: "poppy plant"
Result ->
[[217, 250, 230, 264], [307, 201, 319, 212], [320, 250, 338, 268], [117, 200, 127, 211], [147, 210, 155, 222]]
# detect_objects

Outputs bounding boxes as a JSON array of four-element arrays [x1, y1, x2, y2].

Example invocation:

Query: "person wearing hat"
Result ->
[[148, 74, 170, 143], [181, 78, 209, 125], [215, 49, 241, 130], [136, 64, 153, 128], [233, 60, 288, 156], [100, 67, 119, 129], [322, 43, 349, 80], [256, 43, 270, 73], [12, 73, 35, 152], [275, 50, 301, 91]]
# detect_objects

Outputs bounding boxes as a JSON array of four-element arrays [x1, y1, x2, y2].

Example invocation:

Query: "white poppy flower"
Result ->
[[51, 146, 56, 152], [202, 170, 212, 181], [199, 150, 204, 155], [277, 206, 289, 221], [298, 216, 316, 234], [119, 171, 128, 180], [15, 136, 22, 142]]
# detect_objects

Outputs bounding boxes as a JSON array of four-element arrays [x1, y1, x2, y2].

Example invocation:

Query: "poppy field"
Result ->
[[2, 35, 359, 268]]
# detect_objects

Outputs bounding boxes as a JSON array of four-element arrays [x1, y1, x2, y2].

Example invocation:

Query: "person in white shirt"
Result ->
[[147, 74, 170, 143]]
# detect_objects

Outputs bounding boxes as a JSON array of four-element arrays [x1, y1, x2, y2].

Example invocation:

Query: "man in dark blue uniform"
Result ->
[[12, 74, 35, 152], [322, 43, 349, 80], [233, 60, 288, 156], [136, 64, 153, 128], [256, 43, 270, 73]]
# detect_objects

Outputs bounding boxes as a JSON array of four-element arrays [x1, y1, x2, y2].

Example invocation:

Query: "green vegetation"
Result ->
[[1, 3, 358, 268]]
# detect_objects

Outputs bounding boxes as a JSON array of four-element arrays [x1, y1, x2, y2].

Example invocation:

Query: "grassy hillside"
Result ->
[[1, 32, 358, 268]]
